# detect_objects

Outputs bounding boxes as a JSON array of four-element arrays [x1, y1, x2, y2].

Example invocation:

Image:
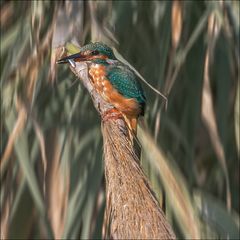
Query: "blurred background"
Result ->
[[1, 1, 239, 239]]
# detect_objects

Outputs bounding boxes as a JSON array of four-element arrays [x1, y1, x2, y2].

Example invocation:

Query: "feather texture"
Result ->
[[88, 63, 145, 132], [106, 64, 146, 115]]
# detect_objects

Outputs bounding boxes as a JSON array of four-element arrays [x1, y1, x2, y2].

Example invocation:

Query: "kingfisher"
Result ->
[[57, 42, 145, 133]]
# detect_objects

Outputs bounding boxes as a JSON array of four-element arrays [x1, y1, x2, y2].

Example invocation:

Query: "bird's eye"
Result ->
[[91, 50, 99, 55]]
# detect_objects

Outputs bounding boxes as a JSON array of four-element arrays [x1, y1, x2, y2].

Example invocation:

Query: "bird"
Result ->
[[57, 42, 146, 133]]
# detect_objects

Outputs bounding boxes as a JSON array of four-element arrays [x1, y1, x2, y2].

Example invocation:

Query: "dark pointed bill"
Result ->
[[56, 52, 86, 67]]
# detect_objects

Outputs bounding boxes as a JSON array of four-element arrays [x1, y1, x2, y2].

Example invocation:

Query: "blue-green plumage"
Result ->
[[57, 42, 146, 115], [106, 64, 145, 114], [80, 42, 117, 60]]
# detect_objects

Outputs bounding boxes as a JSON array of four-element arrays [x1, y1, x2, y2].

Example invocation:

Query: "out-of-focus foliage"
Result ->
[[0, 1, 239, 239]]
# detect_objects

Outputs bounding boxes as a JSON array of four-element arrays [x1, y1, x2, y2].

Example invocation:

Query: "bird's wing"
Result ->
[[106, 65, 146, 108]]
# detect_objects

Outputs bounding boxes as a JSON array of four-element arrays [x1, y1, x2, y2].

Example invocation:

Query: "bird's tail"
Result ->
[[123, 116, 137, 134], [123, 116, 146, 158]]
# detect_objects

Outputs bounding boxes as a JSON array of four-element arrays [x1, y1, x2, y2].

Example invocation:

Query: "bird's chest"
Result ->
[[88, 64, 140, 116], [88, 65, 113, 97]]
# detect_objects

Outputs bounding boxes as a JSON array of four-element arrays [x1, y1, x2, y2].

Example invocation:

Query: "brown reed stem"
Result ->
[[71, 62, 176, 239]]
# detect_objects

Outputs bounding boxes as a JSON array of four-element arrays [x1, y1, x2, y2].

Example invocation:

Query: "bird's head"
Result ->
[[57, 42, 117, 66]]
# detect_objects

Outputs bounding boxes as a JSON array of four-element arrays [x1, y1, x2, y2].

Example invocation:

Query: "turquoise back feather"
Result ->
[[82, 42, 146, 114], [106, 64, 146, 114]]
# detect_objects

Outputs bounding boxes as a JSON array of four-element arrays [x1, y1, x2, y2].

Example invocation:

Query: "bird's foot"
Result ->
[[102, 108, 123, 122]]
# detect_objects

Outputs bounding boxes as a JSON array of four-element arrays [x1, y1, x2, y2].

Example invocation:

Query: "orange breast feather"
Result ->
[[89, 65, 140, 131]]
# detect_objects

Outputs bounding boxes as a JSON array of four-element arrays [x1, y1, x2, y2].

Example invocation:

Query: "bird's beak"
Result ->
[[56, 52, 87, 66]]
